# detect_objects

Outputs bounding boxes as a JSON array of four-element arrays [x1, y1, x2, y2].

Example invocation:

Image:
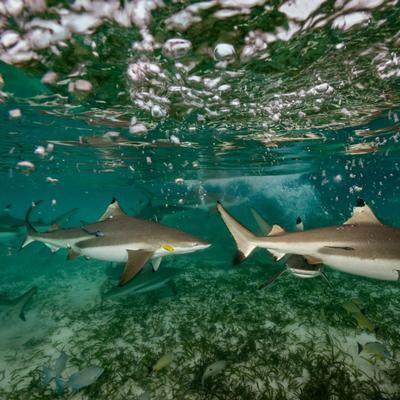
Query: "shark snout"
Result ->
[[171, 239, 211, 254]]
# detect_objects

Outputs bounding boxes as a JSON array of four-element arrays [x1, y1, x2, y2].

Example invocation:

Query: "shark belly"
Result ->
[[78, 243, 155, 262], [79, 245, 131, 262], [288, 267, 321, 279], [320, 254, 400, 281]]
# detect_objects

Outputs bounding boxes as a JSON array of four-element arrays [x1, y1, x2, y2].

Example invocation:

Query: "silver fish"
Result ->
[[67, 367, 104, 390], [201, 360, 227, 385]]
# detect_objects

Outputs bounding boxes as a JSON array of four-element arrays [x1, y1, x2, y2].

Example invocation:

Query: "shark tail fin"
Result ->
[[20, 201, 42, 249], [216, 202, 257, 264], [42, 367, 53, 386], [55, 377, 65, 395]]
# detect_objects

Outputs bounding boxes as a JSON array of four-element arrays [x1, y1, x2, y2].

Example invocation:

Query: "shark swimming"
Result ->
[[0, 286, 38, 321], [0, 205, 77, 242], [100, 265, 180, 305], [217, 199, 400, 281], [250, 208, 331, 289], [22, 199, 210, 286]]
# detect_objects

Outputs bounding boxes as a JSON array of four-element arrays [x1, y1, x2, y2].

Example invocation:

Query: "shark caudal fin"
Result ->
[[216, 202, 257, 264], [20, 201, 42, 249]]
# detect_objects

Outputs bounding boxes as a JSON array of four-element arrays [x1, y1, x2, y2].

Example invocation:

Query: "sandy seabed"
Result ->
[[1, 250, 400, 400]]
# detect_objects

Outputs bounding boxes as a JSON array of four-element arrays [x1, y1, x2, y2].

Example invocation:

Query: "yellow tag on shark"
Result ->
[[162, 244, 175, 252]]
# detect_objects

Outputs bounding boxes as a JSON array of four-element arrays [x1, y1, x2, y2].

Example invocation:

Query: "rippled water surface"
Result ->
[[1, 0, 400, 399]]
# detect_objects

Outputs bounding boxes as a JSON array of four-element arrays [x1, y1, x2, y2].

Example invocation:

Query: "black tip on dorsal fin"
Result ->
[[356, 198, 365, 207], [217, 200, 221, 205], [296, 217, 302, 224], [111, 197, 117, 204], [357, 342, 363, 354]]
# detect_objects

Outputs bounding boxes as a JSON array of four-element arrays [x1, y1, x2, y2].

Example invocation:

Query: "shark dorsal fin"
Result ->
[[268, 224, 285, 236], [99, 198, 125, 221], [344, 199, 381, 225]]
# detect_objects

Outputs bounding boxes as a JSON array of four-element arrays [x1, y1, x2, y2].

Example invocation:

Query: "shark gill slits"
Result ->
[[82, 228, 104, 237]]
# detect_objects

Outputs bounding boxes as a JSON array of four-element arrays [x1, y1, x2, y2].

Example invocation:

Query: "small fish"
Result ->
[[201, 360, 227, 385], [352, 311, 376, 333], [358, 341, 390, 361], [42, 351, 68, 387], [66, 367, 104, 390], [342, 299, 364, 314], [152, 353, 173, 372]]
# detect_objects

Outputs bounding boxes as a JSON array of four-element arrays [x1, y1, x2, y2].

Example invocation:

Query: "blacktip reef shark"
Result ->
[[100, 265, 180, 305], [22, 199, 210, 286], [217, 199, 400, 281], [0, 205, 78, 241], [250, 208, 331, 289], [0, 286, 38, 321]]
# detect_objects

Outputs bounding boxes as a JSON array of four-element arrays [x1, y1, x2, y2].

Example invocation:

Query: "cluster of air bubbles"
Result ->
[[0, 0, 398, 130], [126, 38, 241, 120], [0, 0, 163, 64]]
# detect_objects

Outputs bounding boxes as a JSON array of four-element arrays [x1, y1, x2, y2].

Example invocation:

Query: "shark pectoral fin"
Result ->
[[258, 268, 287, 290], [44, 243, 60, 253], [344, 199, 382, 225], [152, 257, 162, 272], [20, 236, 34, 250], [304, 255, 323, 265], [320, 271, 333, 289], [119, 250, 153, 286], [270, 250, 286, 261], [67, 248, 80, 260]]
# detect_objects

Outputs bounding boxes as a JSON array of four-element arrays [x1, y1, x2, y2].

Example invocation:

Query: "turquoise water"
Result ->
[[1, 1, 400, 399]]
